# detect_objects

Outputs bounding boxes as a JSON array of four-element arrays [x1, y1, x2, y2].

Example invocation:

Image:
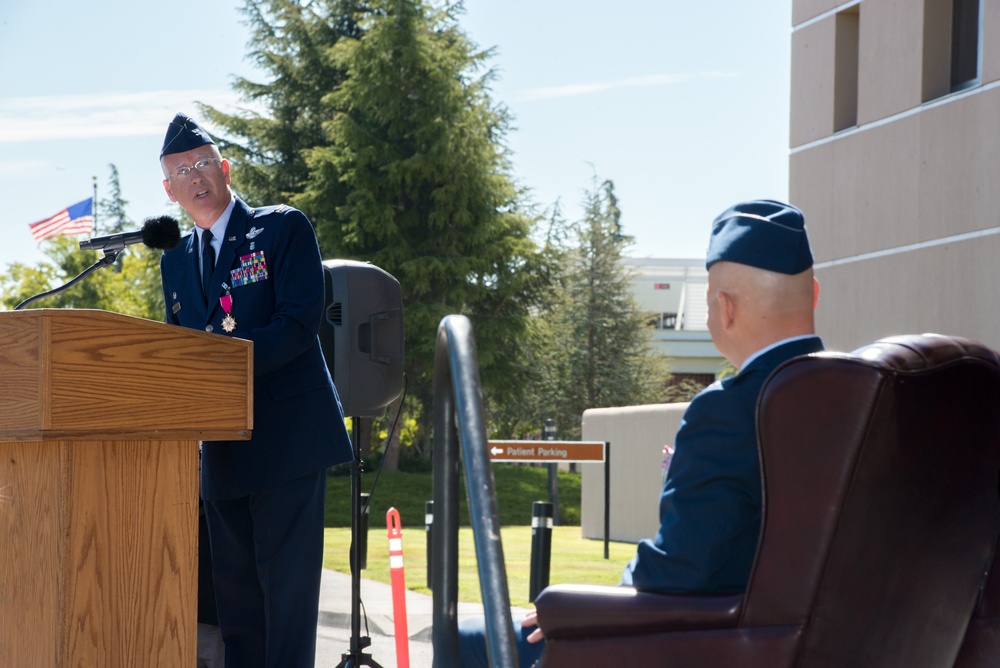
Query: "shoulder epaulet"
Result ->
[[251, 203, 290, 218]]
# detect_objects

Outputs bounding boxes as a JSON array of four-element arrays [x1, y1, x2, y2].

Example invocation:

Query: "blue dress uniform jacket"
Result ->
[[621, 336, 825, 594], [160, 197, 354, 500]]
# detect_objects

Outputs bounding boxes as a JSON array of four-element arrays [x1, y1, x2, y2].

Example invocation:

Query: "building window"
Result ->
[[649, 313, 678, 330], [834, 6, 860, 132], [923, 0, 981, 101], [951, 0, 980, 90]]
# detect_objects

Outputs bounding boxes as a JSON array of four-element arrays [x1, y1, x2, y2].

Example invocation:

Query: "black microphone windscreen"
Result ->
[[142, 216, 182, 250]]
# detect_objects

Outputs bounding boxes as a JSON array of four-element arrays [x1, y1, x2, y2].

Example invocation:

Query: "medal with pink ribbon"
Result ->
[[220, 286, 236, 333]]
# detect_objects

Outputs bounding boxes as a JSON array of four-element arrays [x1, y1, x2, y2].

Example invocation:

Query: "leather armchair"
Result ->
[[535, 334, 1000, 668], [955, 541, 1000, 666]]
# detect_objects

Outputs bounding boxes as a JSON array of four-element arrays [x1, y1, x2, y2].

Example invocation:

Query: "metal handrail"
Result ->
[[431, 314, 518, 667]]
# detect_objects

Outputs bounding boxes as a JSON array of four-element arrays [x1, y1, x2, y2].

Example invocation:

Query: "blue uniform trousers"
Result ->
[[204, 471, 326, 668]]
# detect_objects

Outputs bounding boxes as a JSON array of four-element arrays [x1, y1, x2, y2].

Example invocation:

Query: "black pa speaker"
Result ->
[[320, 259, 404, 417]]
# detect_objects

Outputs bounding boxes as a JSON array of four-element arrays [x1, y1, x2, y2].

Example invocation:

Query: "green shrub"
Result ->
[[325, 464, 581, 528]]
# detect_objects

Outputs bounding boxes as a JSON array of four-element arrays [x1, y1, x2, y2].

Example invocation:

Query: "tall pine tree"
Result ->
[[199, 0, 365, 210], [293, 0, 551, 448], [100, 164, 131, 234], [539, 178, 671, 439]]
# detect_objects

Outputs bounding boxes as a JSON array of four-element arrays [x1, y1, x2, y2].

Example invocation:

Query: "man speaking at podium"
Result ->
[[158, 112, 354, 667]]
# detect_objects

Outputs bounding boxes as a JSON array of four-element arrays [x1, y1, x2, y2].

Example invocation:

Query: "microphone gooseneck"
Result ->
[[18, 217, 184, 310]]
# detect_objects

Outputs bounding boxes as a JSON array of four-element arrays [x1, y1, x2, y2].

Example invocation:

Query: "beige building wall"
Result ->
[[793, 0, 858, 25], [579, 403, 687, 543], [790, 0, 1000, 352]]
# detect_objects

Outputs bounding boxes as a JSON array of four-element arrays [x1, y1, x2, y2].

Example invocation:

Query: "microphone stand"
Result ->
[[337, 417, 384, 668], [14, 249, 122, 310]]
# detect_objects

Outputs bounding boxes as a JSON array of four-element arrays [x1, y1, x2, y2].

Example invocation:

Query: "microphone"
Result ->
[[79, 215, 182, 252]]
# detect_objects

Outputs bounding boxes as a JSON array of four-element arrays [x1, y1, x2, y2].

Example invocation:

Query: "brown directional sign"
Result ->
[[488, 440, 606, 463]]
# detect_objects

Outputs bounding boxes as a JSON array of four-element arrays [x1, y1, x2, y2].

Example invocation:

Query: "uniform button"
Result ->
[[205, 324, 214, 333]]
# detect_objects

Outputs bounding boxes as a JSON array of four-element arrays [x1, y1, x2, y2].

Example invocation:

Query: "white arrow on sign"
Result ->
[[490, 446, 503, 456]]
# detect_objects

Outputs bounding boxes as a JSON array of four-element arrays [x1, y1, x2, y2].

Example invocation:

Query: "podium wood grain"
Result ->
[[0, 310, 252, 667], [0, 309, 252, 441]]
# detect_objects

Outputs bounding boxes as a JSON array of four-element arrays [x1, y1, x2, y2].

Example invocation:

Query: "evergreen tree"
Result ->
[[293, 0, 552, 451], [486, 200, 572, 439], [100, 164, 131, 234], [198, 0, 365, 210], [539, 178, 671, 439]]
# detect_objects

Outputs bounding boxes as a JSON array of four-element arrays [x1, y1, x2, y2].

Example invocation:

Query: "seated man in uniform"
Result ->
[[458, 199, 824, 667]]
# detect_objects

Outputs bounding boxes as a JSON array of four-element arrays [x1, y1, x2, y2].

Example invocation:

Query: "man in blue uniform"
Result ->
[[621, 199, 823, 594], [459, 199, 824, 667], [158, 113, 354, 668]]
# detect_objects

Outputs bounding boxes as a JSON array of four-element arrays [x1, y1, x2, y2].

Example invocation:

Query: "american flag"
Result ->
[[29, 198, 95, 242]]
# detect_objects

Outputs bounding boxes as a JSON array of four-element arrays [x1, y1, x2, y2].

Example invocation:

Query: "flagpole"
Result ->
[[92, 175, 99, 235]]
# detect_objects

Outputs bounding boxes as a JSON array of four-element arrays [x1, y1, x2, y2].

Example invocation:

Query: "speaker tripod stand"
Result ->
[[336, 418, 385, 668]]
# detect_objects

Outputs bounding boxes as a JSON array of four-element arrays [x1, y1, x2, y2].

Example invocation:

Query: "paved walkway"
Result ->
[[314, 569, 531, 667]]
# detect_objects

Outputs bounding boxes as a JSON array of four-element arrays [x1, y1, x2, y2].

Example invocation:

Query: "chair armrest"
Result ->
[[535, 584, 743, 640]]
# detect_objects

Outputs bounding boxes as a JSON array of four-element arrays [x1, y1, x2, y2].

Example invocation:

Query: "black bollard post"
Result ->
[[529, 501, 554, 602], [425, 500, 434, 589]]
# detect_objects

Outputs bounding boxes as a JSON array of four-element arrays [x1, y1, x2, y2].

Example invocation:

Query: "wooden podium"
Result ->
[[0, 309, 253, 667]]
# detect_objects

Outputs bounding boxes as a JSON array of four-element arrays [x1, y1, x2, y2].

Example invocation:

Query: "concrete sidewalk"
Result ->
[[314, 569, 531, 667]]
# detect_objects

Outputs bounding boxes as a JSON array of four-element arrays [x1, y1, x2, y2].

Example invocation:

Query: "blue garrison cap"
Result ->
[[705, 199, 812, 274], [160, 113, 215, 158]]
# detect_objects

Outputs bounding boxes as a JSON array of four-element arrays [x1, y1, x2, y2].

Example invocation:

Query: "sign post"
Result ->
[[543, 419, 559, 525], [488, 440, 611, 558]]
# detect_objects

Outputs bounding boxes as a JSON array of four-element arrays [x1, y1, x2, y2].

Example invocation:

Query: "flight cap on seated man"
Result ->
[[705, 199, 813, 275], [160, 112, 216, 158]]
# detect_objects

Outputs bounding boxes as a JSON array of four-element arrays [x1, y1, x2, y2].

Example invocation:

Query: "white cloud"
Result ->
[[0, 90, 246, 143], [517, 71, 740, 102]]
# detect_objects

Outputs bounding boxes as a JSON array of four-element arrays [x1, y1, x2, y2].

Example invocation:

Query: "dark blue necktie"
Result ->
[[201, 229, 215, 300]]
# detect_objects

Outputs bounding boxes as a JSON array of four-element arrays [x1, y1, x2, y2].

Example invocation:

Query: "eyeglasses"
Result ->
[[170, 158, 221, 181]]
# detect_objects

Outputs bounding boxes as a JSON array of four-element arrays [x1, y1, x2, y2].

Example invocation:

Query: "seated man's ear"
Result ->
[[718, 290, 737, 329], [813, 277, 821, 310]]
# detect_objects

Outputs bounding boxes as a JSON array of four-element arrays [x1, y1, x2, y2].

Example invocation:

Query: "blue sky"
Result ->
[[0, 0, 792, 277]]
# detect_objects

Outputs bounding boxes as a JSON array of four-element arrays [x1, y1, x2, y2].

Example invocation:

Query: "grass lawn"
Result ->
[[323, 526, 637, 609]]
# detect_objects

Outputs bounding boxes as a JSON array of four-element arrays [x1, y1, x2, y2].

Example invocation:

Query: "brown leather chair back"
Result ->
[[954, 545, 1000, 667], [535, 334, 1000, 668], [749, 334, 1000, 666]]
